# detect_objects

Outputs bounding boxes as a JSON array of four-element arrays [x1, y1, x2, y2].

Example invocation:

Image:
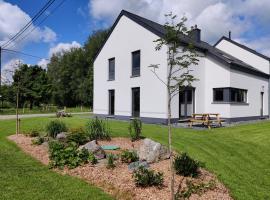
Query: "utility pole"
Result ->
[[0, 46, 2, 110], [16, 60, 21, 135]]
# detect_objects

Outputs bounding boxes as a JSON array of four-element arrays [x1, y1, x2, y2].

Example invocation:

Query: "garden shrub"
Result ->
[[86, 117, 111, 141], [28, 129, 40, 137], [120, 150, 139, 163], [133, 166, 164, 188], [46, 120, 67, 138], [31, 136, 44, 145], [48, 140, 90, 169], [128, 118, 142, 141], [89, 152, 98, 165], [175, 179, 216, 199], [174, 153, 201, 177], [66, 128, 89, 145], [106, 153, 115, 169]]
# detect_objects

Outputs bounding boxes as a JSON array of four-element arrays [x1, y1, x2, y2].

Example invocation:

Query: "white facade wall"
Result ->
[[94, 16, 168, 119], [216, 40, 270, 74], [230, 69, 268, 117]]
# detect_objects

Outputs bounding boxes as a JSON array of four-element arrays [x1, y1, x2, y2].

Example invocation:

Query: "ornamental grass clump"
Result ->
[[128, 118, 142, 141], [46, 120, 67, 138], [66, 128, 89, 145], [106, 153, 116, 169], [86, 117, 111, 141]]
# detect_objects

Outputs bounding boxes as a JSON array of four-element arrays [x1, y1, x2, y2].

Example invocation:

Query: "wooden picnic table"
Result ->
[[188, 113, 224, 129]]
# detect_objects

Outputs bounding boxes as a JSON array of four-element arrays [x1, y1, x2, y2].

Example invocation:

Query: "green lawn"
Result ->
[[1, 115, 270, 200], [0, 117, 112, 200]]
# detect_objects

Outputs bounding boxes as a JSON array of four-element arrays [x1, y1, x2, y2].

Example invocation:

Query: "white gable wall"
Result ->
[[94, 16, 168, 119], [216, 40, 270, 74]]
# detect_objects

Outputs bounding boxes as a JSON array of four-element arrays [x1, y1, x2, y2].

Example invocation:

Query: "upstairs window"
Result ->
[[108, 58, 115, 80], [132, 50, 140, 76], [213, 88, 247, 103]]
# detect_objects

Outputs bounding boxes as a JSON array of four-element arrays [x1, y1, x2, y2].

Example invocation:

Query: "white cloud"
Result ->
[[89, 0, 270, 54], [0, 1, 57, 46], [37, 58, 49, 69], [1, 59, 23, 84], [48, 41, 82, 57]]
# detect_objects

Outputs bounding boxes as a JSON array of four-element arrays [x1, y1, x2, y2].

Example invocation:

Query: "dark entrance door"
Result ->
[[260, 92, 264, 117], [108, 90, 115, 115], [132, 87, 140, 117], [179, 88, 195, 118]]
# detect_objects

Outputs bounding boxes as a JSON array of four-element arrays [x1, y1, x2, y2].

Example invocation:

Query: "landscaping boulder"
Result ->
[[128, 161, 149, 171], [56, 132, 67, 141], [138, 138, 170, 163], [78, 140, 105, 159]]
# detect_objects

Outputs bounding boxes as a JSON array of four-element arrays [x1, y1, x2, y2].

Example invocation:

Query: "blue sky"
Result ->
[[1, 0, 270, 77]]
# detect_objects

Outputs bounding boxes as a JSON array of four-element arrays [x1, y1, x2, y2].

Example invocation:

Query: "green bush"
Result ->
[[66, 128, 89, 145], [89, 152, 98, 165], [46, 120, 67, 138], [48, 140, 90, 169], [133, 166, 164, 188], [174, 153, 201, 177], [86, 117, 110, 141], [128, 118, 142, 141], [120, 150, 139, 163], [31, 136, 44, 145], [28, 129, 40, 137], [106, 153, 115, 169]]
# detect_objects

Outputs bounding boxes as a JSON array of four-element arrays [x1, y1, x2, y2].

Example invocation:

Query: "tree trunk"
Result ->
[[16, 89, 19, 135], [168, 91, 174, 200]]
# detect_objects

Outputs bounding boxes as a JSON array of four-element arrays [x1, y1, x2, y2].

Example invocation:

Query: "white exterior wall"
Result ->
[[94, 16, 168, 119], [216, 40, 270, 74], [204, 56, 231, 118], [230, 69, 268, 117]]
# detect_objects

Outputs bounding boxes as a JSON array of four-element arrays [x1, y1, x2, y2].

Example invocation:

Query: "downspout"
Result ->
[[268, 60, 270, 118]]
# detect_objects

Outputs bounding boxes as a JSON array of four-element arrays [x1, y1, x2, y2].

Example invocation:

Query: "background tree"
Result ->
[[47, 29, 109, 107], [149, 13, 199, 199]]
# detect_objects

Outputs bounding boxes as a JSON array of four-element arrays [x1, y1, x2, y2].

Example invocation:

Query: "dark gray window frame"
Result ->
[[213, 87, 248, 104], [108, 57, 115, 81], [131, 50, 141, 77]]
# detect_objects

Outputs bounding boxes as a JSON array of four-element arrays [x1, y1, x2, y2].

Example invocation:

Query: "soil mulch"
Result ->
[[8, 134, 232, 200]]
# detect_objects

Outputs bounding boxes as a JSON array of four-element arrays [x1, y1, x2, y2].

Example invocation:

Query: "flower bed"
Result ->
[[8, 134, 232, 200]]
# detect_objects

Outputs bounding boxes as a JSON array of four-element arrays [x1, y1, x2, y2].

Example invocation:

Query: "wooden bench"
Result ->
[[189, 113, 224, 129]]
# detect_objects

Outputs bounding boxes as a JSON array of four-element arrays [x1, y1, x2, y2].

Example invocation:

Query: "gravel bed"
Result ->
[[8, 134, 232, 200]]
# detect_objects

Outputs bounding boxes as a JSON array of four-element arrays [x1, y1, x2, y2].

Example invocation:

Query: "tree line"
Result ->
[[0, 29, 109, 109]]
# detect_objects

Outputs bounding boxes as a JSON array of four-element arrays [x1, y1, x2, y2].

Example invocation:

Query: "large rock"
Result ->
[[56, 132, 67, 141], [78, 140, 105, 159], [138, 138, 170, 163]]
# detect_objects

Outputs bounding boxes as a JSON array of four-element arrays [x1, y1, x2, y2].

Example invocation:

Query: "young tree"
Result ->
[[149, 13, 199, 199]]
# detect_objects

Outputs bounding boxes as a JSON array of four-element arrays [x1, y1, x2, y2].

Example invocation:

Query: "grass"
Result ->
[[0, 106, 91, 115], [0, 117, 112, 200], [1, 115, 270, 200]]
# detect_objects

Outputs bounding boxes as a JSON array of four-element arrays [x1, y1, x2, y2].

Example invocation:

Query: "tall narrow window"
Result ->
[[132, 87, 140, 117], [108, 90, 115, 115], [108, 58, 115, 80], [132, 50, 140, 76]]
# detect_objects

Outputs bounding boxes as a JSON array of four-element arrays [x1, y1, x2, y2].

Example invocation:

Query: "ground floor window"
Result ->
[[213, 87, 247, 103], [132, 87, 140, 117], [108, 90, 115, 115]]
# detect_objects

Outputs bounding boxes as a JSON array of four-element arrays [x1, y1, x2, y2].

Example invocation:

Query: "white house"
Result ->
[[93, 10, 270, 124]]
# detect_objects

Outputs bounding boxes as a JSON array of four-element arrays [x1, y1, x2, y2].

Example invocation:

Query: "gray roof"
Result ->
[[95, 10, 269, 79]]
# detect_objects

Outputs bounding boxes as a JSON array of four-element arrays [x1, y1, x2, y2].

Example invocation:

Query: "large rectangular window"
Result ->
[[213, 87, 247, 103], [108, 58, 115, 80], [132, 50, 140, 76]]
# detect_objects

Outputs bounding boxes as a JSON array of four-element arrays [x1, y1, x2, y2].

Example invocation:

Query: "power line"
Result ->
[[1, 0, 56, 48], [8, 0, 67, 50], [2, 48, 48, 60]]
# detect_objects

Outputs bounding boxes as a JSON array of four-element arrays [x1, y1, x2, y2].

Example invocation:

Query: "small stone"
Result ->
[[56, 132, 67, 141], [128, 161, 149, 171], [138, 138, 170, 163], [78, 140, 106, 159]]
